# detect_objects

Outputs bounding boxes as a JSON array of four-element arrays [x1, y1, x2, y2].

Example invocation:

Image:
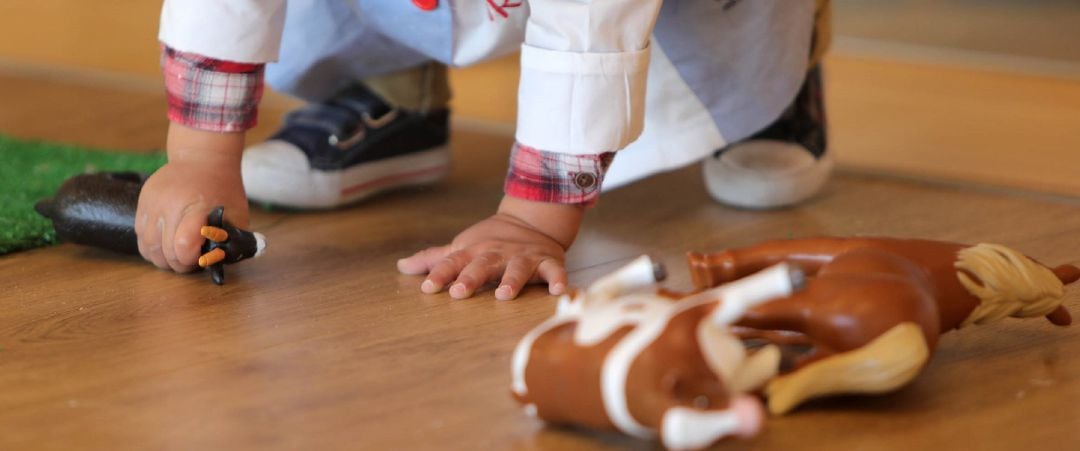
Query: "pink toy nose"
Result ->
[[731, 395, 765, 439]]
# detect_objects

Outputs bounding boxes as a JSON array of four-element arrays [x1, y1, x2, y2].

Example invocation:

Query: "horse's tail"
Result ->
[[955, 243, 1073, 327]]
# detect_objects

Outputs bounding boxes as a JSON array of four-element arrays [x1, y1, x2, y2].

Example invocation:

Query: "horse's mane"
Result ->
[[955, 243, 1065, 327]]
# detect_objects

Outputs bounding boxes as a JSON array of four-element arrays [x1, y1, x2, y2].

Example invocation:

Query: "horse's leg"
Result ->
[[727, 344, 783, 393], [658, 394, 764, 449], [686, 237, 873, 289], [1046, 264, 1080, 325], [764, 322, 930, 415]]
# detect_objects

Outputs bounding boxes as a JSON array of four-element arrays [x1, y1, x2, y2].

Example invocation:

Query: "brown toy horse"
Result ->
[[512, 256, 805, 449], [687, 237, 1080, 414]]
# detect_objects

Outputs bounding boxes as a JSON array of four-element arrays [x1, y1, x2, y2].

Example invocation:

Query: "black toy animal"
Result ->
[[35, 172, 265, 285]]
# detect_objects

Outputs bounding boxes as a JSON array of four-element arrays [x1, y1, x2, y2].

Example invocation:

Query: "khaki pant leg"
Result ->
[[361, 62, 452, 113], [810, 0, 832, 68]]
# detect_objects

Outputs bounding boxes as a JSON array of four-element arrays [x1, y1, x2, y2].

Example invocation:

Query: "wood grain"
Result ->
[[3, 70, 1080, 450]]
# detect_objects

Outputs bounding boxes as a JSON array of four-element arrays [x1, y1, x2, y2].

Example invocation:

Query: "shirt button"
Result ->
[[574, 172, 597, 190]]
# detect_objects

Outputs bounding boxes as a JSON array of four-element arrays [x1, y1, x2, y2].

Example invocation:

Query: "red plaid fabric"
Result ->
[[162, 46, 265, 132], [504, 142, 615, 207]]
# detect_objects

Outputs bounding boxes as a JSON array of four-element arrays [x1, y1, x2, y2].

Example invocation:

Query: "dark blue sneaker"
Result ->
[[242, 83, 450, 208], [703, 65, 832, 209]]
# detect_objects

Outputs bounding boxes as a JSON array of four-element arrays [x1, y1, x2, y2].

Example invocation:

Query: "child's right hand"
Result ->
[[398, 196, 583, 300], [135, 124, 248, 273]]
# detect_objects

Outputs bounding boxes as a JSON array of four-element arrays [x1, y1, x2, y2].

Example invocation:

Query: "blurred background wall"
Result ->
[[0, 0, 519, 124]]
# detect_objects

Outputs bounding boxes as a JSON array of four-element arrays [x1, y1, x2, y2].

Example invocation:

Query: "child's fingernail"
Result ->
[[550, 283, 566, 295], [421, 279, 439, 293], [495, 285, 513, 300], [449, 283, 467, 299]]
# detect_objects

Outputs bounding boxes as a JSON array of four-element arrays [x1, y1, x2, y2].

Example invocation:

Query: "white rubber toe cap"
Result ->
[[703, 140, 833, 210], [244, 139, 311, 171], [241, 140, 340, 208]]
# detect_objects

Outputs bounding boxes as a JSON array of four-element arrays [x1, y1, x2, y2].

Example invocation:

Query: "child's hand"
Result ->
[[135, 124, 248, 273], [398, 197, 584, 300]]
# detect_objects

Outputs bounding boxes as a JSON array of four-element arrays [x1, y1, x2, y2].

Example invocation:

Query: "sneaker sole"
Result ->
[[703, 140, 833, 210], [244, 143, 450, 209]]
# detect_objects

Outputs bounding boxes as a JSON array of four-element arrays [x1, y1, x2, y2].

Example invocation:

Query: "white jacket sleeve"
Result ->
[[516, 0, 663, 155], [159, 0, 287, 63]]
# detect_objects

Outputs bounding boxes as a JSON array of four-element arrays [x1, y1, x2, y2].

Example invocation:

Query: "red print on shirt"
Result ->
[[486, 0, 523, 21], [413, 0, 437, 11]]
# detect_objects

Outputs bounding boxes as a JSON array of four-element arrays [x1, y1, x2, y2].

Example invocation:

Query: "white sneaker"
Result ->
[[704, 65, 830, 210], [703, 140, 832, 209], [242, 83, 451, 209]]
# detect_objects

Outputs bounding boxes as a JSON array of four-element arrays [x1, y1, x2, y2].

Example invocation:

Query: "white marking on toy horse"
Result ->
[[600, 263, 798, 439], [661, 406, 740, 450], [600, 293, 716, 438], [710, 263, 800, 326], [696, 319, 749, 386], [697, 316, 782, 394], [511, 309, 575, 396], [515, 256, 666, 396], [574, 294, 671, 346], [586, 255, 664, 301], [556, 293, 581, 316]]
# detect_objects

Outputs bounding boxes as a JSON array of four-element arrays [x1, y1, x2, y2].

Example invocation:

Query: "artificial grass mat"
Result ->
[[0, 135, 165, 255]]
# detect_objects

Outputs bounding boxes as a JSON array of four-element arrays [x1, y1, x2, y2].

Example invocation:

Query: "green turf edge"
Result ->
[[0, 135, 166, 255]]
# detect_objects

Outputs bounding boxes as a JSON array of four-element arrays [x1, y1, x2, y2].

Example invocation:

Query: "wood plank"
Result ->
[[826, 54, 1080, 197]]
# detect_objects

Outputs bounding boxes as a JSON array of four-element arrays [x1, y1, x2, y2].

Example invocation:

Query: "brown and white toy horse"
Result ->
[[687, 237, 1080, 414], [511, 256, 803, 450]]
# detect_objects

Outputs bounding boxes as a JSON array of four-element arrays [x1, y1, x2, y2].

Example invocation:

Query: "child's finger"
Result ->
[[138, 215, 169, 270], [496, 256, 542, 301], [536, 257, 568, 295], [158, 213, 185, 273], [397, 245, 451, 275], [171, 208, 208, 271], [160, 207, 200, 273], [449, 252, 505, 299], [422, 250, 472, 294]]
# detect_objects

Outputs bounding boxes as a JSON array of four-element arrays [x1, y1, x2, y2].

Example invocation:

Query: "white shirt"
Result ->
[[159, 0, 658, 156]]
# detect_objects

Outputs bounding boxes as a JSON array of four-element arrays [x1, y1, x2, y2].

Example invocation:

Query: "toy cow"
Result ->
[[687, 237, 1080, 414], [34, 172, 266, 285], [511, 256, 805, 449]]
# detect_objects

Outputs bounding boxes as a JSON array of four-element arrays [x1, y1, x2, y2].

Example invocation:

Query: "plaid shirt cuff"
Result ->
[[504, 142, 615, 207], [162, 46, 265, 133]]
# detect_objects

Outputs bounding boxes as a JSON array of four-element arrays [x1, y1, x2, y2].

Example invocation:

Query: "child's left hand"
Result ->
[[397, 196, 583, 300]]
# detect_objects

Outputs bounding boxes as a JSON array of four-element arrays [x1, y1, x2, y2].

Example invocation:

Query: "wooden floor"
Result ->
[[4, 71, 1080, 450]]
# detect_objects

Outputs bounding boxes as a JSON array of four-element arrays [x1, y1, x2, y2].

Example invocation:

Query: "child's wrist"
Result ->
[[497, 195, 585, 249], [166, 122, 245, 167]]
